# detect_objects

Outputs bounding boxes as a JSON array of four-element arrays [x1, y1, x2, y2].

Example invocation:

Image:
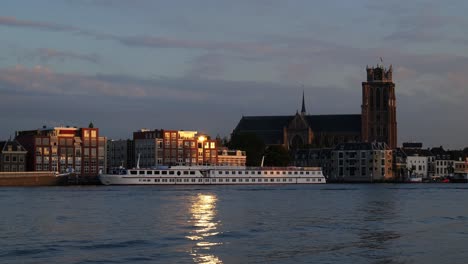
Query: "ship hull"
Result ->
[[0, 172, 65, 187], [100, 166, 326, 185]]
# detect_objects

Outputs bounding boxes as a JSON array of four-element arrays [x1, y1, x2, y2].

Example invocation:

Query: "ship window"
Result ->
[[162, 171, 167, 175], [169, 171, 174, 175], [283, 179, 287, 182], [170, 179, 175, 182], [300, 172, 303, 175], [226, 179, 230, 182], [312, 171, 315, 175], [282, 172, 286, 175], [232, 179, 237, 182], [219, 179, 223, 182], [198, 179, 203, 182], [212, 179, 216, 182], [190, 171, 195, 175], [251, 179, 255, 182], [231, 171, 235, 174], [288, 172, 292, 175], [257, 171, 261, 175], [155, 171, 160, 175], [238, 171, 242, 174], [191, 179, 196, 182], [130, 171, 137, 175], [276, 179, 280, 182], [177, 171, 181, 176], [183, 171, 189, 175], [225, 171, 229, 174], [205, 179, 209, 182], [162, 179, 167, 182], [176, 179, 181, 182], [239, 179, 243, 182], [294, 172, 298, 175], [219, 171, 223, 174], [147, 171, 153, 175], [155, 179, 160, 182], [139, 171, 145, 175], [270, 179, 274, 182], [307, 178, 310, 182], [306, 172, 309, 175], [276, 172, 280, 175], [318, 179, 322, 182], [245, 179, 249, 182], [289, 179, 293, 182]]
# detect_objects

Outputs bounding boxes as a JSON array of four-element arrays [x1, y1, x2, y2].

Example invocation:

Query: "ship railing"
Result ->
[[244, 166, 322, 171]]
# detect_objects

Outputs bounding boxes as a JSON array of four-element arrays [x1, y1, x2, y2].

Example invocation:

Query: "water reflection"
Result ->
[[357, 190, 401, 262], [186, 194, 223, 264]]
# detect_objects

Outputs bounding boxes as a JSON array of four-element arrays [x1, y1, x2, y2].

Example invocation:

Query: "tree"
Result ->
[[88, 122, 94, 128], [228, 133, 265, 166], [264, 145, 291, 167]]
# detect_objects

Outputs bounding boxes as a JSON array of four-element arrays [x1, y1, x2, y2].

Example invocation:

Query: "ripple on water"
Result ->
[[79, 239, 150, 250]]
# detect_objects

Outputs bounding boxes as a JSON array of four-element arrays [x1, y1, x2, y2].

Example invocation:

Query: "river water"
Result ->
[[0, 184, 467, 264]]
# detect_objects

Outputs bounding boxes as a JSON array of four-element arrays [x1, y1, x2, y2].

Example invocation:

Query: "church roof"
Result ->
[[306, 115, 361, 133], [233, 114, 361, 145]]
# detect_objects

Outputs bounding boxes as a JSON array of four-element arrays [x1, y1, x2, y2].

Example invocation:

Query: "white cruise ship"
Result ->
[[99, 165, 326, 185]]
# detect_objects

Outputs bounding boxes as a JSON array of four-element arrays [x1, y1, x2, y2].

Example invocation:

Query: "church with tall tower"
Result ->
[[233, 64, 397, 149], [361, 65, 397, 149]]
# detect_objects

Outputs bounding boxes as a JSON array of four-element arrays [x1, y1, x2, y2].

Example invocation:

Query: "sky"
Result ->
[[1, 0, 468, 148]]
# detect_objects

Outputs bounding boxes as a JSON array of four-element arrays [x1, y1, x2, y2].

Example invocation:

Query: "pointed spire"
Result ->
[[301, 90, 306, 115]]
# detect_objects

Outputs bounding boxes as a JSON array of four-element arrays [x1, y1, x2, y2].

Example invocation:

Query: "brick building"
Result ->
[[133, 129, 218, 166], [16, 126, 106, 177]]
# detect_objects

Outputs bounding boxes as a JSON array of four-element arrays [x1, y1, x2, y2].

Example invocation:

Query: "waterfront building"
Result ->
[[233, 64, 398, 150], [453, 158, 468, 182], [330, 142, 393, 182], [403, 144, 435, 179], [392, 148, 408, 181], [107, 139, 134, 172], [292, 148, 332, 178], [16, 126, 107, 177], [431, 146, 454, 178], [133, 129, 218, 166], [133, 129, 163, 168], [217, 148, 246, 166], [0, 139, 27, 172]]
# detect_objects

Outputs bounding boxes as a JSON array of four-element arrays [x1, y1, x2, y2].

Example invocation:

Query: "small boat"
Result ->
[[405, 175, 423, 183]]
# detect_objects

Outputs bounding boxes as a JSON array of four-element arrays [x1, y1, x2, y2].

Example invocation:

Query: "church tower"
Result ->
[[361, 64, 397, 149]]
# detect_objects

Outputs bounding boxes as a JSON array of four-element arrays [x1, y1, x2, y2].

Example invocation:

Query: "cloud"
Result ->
[[185, 53, 227, 78], [0, 16, 78, 32], [26, 48, 101, 64]]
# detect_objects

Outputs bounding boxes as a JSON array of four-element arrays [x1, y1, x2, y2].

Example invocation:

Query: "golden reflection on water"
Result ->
[[186, 194, 223, 264]]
